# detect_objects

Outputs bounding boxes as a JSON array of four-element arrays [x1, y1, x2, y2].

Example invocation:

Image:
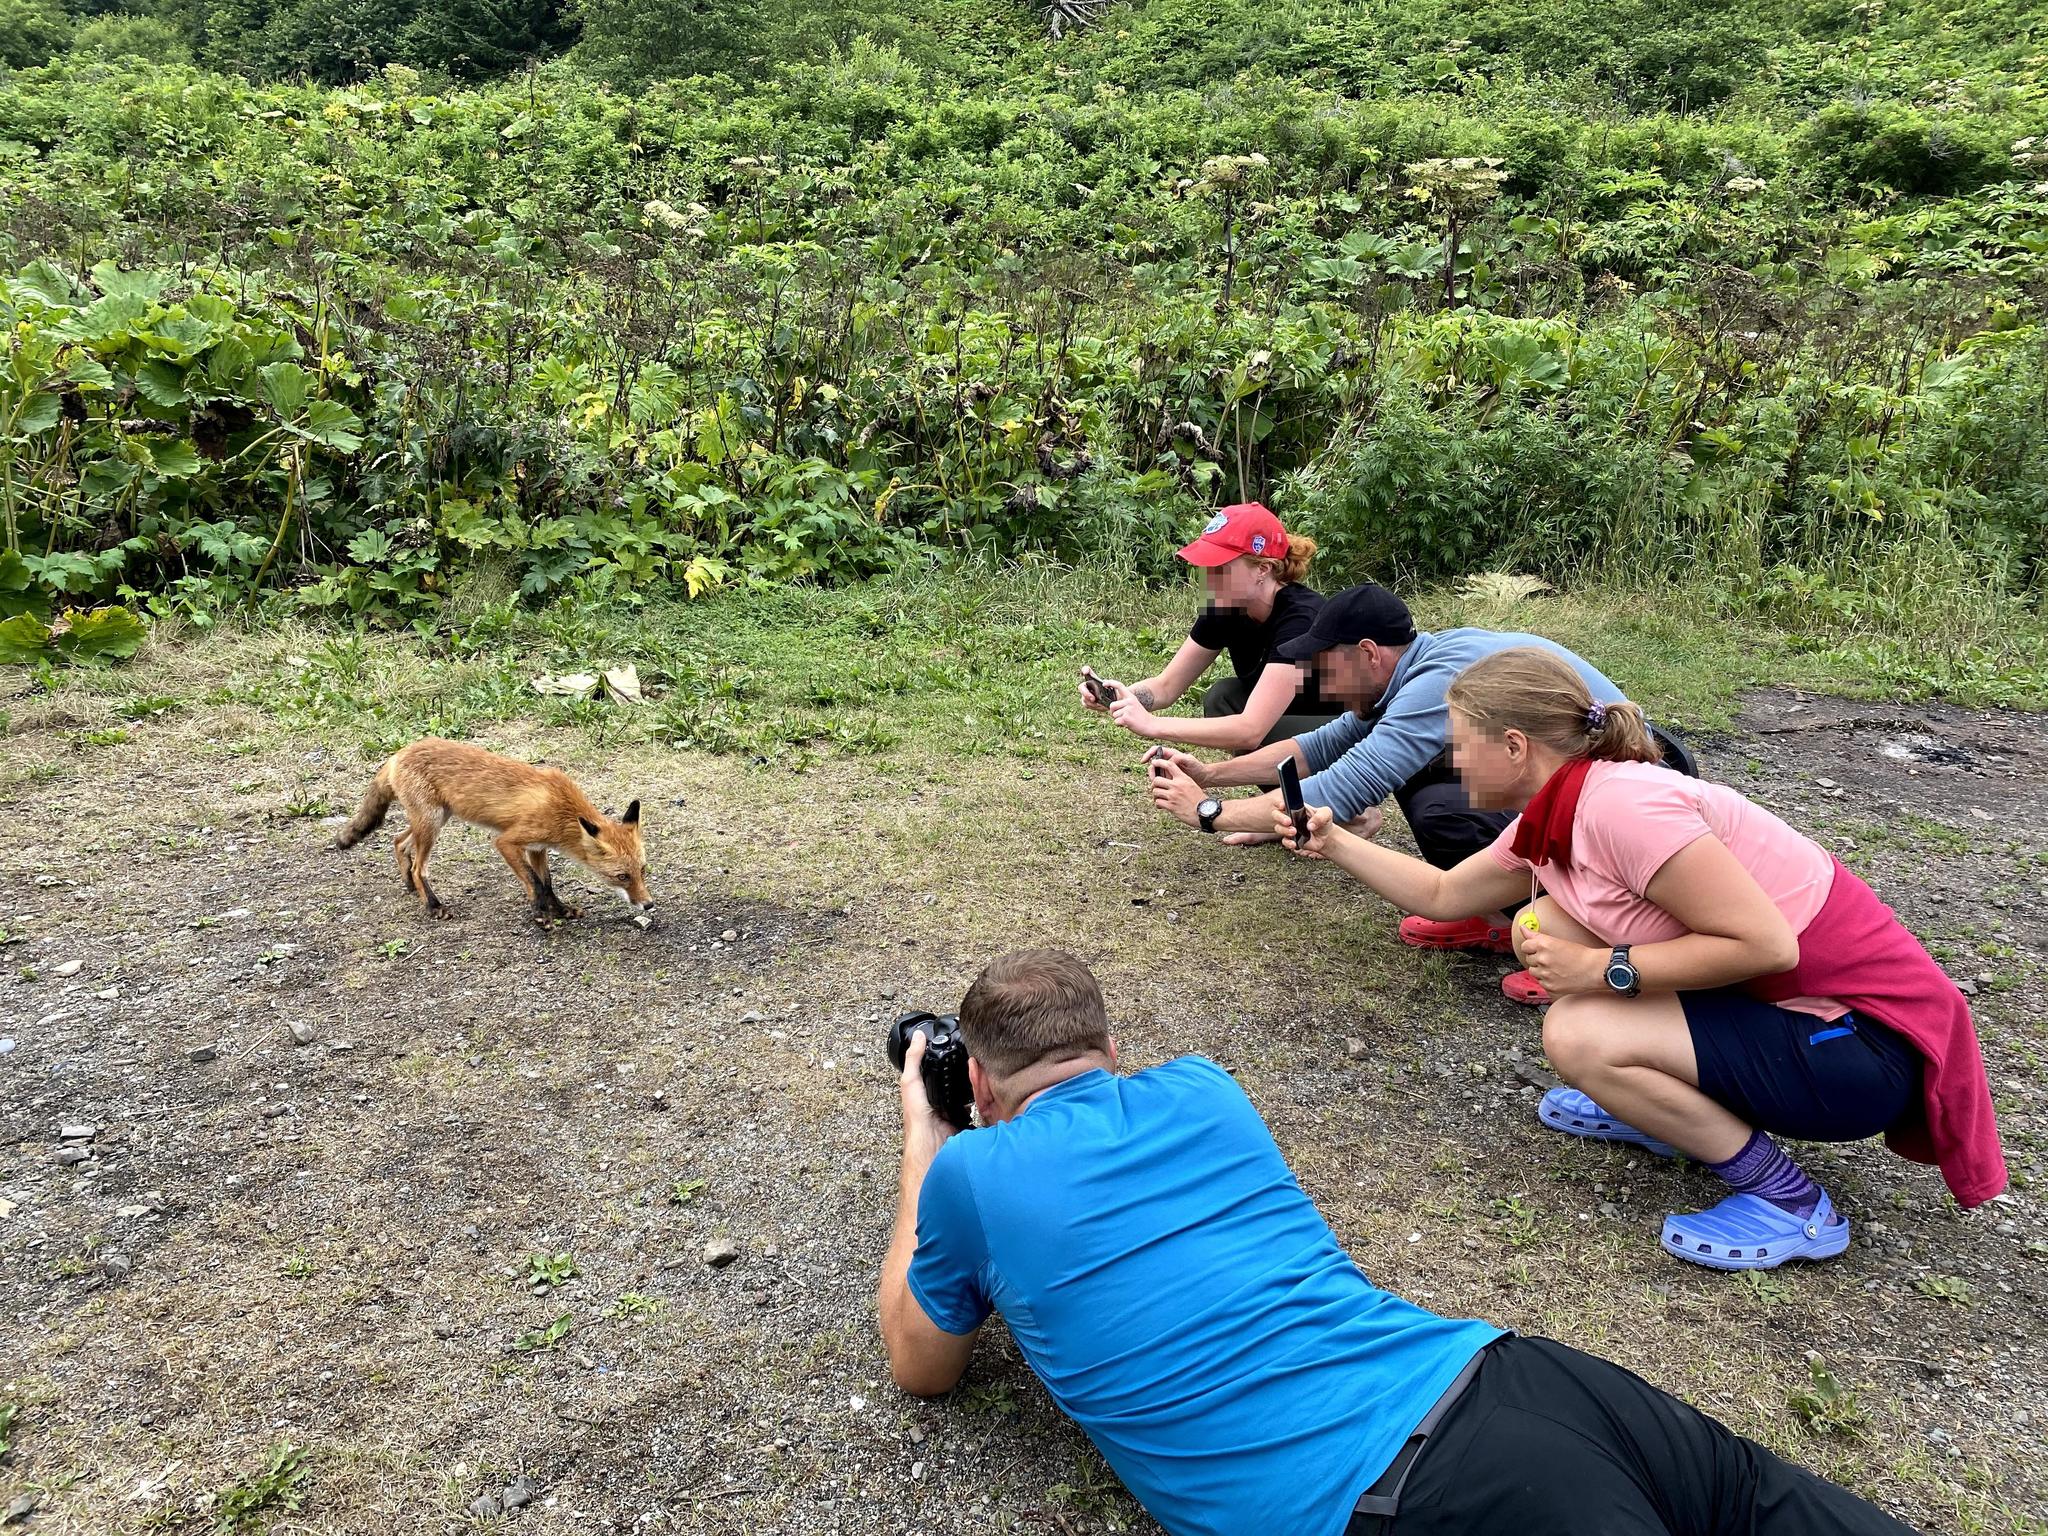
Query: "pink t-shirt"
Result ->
[[1488, 761, 1844, 1018]]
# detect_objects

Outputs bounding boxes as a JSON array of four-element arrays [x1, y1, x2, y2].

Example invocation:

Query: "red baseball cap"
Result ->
[[1176, 503, 1290, 567]]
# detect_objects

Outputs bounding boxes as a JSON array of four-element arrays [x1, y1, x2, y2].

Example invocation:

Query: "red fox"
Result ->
[[334, 739, 652, 922]]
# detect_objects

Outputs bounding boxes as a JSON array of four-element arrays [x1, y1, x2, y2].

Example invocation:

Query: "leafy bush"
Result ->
[[0, 0, 2035, 662], [67, 14, 190, 61], [0, 0, 71, 68], [1799, 103, 2009, 197]]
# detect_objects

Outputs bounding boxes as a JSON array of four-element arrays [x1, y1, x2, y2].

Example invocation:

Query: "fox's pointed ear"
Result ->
[[578, 815, 602, 839], [623, 799, 640, 825]]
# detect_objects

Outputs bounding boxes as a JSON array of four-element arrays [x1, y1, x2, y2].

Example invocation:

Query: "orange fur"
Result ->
[[335, 739, 650, 922]]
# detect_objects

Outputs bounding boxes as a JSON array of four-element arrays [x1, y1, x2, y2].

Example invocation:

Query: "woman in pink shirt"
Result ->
[[1274, 647, 2004, 1271]]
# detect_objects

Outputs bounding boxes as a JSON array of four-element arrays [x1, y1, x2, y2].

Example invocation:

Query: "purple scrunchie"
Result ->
[[1585, 702, 1608, 733]]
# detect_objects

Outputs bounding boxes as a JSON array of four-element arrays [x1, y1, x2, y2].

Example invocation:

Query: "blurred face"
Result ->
[[1447, 709, 1534, 812], [1200, 555, 1262, 610], [1310, 641, 1392, 712]]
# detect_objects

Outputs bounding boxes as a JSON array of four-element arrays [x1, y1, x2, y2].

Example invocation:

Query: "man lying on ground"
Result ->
[[1273, 647, 2005, 1271], [878, 948, 1927, 1534]]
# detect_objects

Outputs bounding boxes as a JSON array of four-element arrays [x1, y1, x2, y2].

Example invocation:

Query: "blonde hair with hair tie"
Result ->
[[1445, 647, 1660, 764]]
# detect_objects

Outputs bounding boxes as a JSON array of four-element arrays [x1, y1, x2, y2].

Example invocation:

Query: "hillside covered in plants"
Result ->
[[1, 0, 2043, 691]]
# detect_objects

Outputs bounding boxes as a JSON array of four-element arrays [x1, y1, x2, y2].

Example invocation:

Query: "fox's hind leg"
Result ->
[[399, 800, 453, 918], [393, 827, 416, 891], [526, 849, 579, 920]]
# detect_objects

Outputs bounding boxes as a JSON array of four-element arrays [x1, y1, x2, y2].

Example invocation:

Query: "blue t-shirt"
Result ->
[[908, 1057, 1502, 1536]]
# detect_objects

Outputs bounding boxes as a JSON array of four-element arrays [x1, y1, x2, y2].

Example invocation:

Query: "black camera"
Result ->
[[887, 1011, 974, 1131]]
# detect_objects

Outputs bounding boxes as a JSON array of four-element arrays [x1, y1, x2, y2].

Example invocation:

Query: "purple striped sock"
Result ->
[[1707, 1130, 1827, 1221]]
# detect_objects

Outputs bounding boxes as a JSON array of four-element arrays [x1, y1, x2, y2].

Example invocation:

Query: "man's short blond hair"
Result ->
[[959, 950, 1112, 1079]]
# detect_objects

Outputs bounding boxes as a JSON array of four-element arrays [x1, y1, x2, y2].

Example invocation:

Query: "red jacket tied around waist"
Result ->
[[1750, 858, 2007, 1208]]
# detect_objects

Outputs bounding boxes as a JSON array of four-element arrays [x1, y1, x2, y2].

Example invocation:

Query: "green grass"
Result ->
[[51, 566, 2037, 793]]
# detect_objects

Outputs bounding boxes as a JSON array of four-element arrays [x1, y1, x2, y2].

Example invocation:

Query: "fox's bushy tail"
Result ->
[[334, 758, 397, 849]]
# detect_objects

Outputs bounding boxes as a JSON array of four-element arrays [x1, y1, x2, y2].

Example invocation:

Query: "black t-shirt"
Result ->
[[1188, 583, 1331, 705]]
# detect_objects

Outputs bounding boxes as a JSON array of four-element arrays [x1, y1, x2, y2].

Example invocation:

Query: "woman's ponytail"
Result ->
[[1583, 698, 1659, 764], [1267, 534, 1316, 586]]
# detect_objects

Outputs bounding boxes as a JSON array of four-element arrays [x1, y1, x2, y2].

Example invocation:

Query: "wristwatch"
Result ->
[[1196, 798, 1223, 834], [1604, 945, 1641, 998]]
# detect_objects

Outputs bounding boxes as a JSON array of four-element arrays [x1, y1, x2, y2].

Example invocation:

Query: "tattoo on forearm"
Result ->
[[1132, 685, 1158, 710]]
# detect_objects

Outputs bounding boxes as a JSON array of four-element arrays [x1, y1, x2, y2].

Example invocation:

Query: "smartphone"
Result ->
[[1082, 669, 1117, 708], [1145, 744, 1170, 778], [1278, 756, 1310, 849]]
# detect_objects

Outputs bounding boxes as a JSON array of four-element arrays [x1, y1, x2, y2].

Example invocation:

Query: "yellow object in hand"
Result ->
[[1518, 912, 1541, 934]]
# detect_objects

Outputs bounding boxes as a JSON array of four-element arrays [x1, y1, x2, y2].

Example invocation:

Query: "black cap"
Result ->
[[1275, 583, 1417, 662]]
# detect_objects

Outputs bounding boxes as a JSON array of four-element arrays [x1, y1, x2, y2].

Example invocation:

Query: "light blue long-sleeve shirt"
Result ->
[[1296, 629, 1625, 821]]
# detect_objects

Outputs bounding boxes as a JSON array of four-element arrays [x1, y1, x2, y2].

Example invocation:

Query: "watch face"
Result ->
[[1198, 799, 1222, 819], [1606, 959, 1638, 992]]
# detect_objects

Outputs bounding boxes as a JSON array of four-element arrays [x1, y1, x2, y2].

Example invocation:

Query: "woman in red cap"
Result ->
[[1080, 503, 1341, 752]]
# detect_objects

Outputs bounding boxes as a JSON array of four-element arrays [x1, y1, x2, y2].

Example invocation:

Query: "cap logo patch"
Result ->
[[1250, 534, 1267, 554], [1203, 512, 1229, 535]]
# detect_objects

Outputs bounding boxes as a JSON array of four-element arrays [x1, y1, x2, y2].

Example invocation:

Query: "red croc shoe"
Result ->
[[1398, 915, 1515, 953], [1502, 969, 1551, 1006]]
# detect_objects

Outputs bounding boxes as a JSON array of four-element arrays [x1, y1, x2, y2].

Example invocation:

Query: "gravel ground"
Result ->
[[1, 681, 2043, 1535]]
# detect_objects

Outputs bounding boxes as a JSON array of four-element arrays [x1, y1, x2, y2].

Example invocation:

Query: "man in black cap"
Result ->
[[1148, 583, 1628, 964]]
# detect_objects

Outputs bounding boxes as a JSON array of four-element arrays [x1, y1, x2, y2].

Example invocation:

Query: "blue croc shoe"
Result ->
[[1661, 1191, 1850, 1271], [1537, 1087, 1677, 1159]]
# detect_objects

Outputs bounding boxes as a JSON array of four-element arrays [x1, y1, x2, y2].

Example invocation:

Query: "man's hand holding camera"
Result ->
[[896, 1030, 957, 1161]]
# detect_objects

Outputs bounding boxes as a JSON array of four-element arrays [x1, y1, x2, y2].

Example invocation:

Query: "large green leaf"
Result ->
[[63, 292, 150, 347], [89, 264, 171, 304], [0, 550, 51, 623], [0, 613, 53, 665], [81, 460, 139, 499], [144, 438, 203, 478], [54, 606, 147, 665], [186, 293, 236, 328], [61, 356, 117, 394], [135, 360, 190, 409], [205, 335, 255, 393], [259, 361, 312, 420], [295, 399, 364, 451], [147, 311, 220, 361], [348, 528, 395, 563], [1482, 332, 1569, 390], [14, 392, 60, 436], [13, 260, 77, 309], [186, 519, 268, 568]]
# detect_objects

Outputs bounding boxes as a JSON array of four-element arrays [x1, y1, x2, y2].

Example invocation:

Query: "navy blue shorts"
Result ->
[[1681, 988, 1922, 1143]]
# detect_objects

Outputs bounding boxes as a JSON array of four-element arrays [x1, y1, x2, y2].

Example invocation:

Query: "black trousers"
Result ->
[[1199, 674, 1342, 746], [1355, 1338, 1920, 1536], [1391, 753, 1512, 871]]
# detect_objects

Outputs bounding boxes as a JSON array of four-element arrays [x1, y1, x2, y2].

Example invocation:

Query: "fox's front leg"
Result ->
[[494, 833, 557, 923], [525, 848, 579, 920]]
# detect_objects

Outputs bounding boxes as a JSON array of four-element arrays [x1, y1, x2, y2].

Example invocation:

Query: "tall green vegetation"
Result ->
[[0, 0, 2042, 693]]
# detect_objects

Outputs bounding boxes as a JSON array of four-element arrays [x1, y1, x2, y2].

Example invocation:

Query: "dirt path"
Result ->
[[1, 681, 2043, 1535]]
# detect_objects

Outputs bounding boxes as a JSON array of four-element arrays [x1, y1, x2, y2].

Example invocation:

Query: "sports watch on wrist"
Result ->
[[1604, 945, 1641, 998], [1196, 797, 1223, 834]]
